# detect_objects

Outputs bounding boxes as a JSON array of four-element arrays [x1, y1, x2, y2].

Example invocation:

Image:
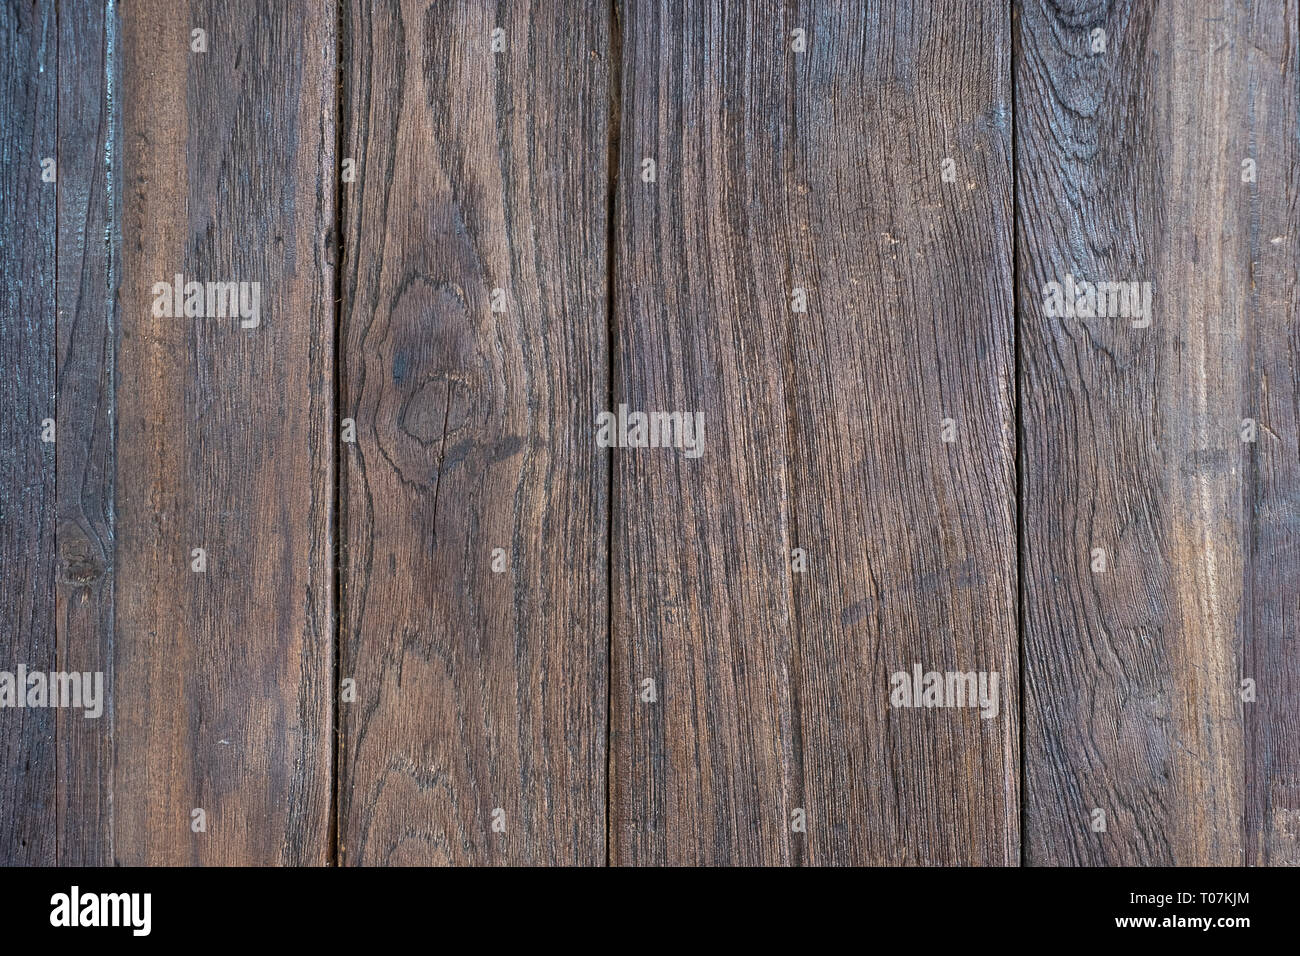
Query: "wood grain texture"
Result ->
[[610, 0, 1018, 865], [55, 0, 116, 866], [338, 0, 610, 865], [115, 0, 335, 864], [3, 0, 1297, 870], [1239, 0, 1300, 868], [1018, 0, 1299, 864], [0, 0, 57, 867]]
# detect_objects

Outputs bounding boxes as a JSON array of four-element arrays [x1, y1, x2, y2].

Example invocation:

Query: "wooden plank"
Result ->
[[1243, 0, 1300, 867], [0, 0, 57, 866], [1019, 0, 1298, 864], [338, 0, 611, 864], [114, 0, 335, 864], [55, 0, 116, 867], [611, 0, 1018, 864]]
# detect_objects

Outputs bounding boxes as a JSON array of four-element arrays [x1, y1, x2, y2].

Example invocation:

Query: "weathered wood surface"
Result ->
[[337, 0, 611, 864], [114, 0, 336, 864], [0, 0, 57, 866], [1018, 0, 1299, 864], [610, 0, 1018, 865], [55, 0, 116, 866], [1, 0, 1297, 868]]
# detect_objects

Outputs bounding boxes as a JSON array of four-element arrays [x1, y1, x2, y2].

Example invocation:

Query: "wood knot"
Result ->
[[58, 523, 108, 586]]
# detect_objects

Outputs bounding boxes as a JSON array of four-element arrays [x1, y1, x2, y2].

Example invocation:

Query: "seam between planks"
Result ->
[[52, 0, 61, 869], [330, 0, 346, 869], [604, 0, 623, 870], [1011, 0, 1025, 869], [105, 0, 120, 867]]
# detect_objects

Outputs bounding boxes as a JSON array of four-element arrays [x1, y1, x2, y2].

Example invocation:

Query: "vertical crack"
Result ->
[[329, 0, 347, 868], [1011, 0, 1026, 867], [604, 0, 622, 869], [52, 0, 61, 870]]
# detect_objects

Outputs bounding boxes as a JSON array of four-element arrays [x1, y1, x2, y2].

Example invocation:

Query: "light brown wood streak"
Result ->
[[115, 0, 335, 864]]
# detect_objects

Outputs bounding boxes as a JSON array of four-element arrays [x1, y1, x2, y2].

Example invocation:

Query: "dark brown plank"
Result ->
[[1244, 0, 1300, 866], [1019, 0, 1298, 864], [338, 0, 610, 864], [55, 0, 115, 866], [0, 0, 57, 867], [114, 0, 335, 864], [611, 0, 1018, 865]]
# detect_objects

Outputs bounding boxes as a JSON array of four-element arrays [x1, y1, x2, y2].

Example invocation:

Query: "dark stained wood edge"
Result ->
[[0, 0, 57, 867]]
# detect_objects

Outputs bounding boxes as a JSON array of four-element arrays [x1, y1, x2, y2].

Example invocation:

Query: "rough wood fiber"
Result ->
[[1239, 0, 1300, 869], [0, 0, 57, 867], [2, 0, 1296, 871], [611, 0, 1018, 865], [1019, 0, 1299, 864], [55, 0, 116, 866], [115, 0, 335, 864], [338, 0, 610, 864]]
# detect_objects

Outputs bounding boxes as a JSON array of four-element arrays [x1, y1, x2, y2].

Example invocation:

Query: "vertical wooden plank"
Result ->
[[115, 0, 335, 864], [0, 0, 57, 866], [338, 0, 610, 864], [1019, 0, 1297, 864], [611, 1, 1017, 864], [1239, 0, 1299, 868], [55, 0, 116, 866]]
